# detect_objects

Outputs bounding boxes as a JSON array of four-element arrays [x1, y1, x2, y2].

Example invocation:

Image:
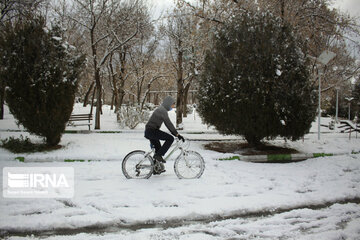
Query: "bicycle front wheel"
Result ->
[[174, 150, 205, 179], [122, 150, 154, 179]]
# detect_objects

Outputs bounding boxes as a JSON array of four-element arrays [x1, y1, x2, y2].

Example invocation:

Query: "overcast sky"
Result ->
[[150, 0, 360, 18], [332, 0, 360, 17]]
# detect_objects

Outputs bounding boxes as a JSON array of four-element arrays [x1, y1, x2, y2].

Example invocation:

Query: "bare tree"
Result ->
[[0, 0, 45, 24], [164, 8, 188, 128], [177, 0, 256, 26], [128, 38, 170, 111], [255, 0, 360, 100], [102, 0, 155, 116], [163, 3, 208, 128], [68, 0, 140, 129], [107, 46, 128, 114]]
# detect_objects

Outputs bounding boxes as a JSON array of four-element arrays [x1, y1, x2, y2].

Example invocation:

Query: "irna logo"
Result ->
[[3, 167, 74, 198], [8, 172, 69, 188]]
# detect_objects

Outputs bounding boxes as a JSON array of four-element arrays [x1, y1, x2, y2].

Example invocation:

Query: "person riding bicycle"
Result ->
[[145, 96, 185, 171]]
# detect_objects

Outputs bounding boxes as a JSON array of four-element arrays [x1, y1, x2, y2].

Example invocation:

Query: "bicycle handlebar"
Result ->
[[175, 137, 190, 150], [175, 137, 188, 142]]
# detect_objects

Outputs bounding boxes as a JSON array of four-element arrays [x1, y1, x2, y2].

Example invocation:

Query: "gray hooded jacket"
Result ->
[[145, 96, 178, 136]]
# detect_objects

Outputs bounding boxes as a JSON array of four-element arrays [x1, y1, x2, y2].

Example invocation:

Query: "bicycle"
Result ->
[[122, 138, 205, 179]]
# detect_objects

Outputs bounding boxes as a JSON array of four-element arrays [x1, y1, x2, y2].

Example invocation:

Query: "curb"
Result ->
[[13, 157, 104, 163], [12, 152, 360, 164], [0, 129, 220, 134], [219, 151, 360, 163]]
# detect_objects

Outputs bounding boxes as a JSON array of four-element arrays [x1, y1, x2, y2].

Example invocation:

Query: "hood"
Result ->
[[162, 96, 175, 111]]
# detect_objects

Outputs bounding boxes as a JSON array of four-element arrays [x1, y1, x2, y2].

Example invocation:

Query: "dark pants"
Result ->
[[145, 128, 174, 156]]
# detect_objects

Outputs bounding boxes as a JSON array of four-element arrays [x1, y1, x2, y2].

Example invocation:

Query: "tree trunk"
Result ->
[[244, 134, 262, 148], [90, 22, 101, 129], [183, 82, 191, 118], [0, 82, 5, 120], [90, 85, 96, 116], [83, 81, 95, 107], [183, 46, 196, 118], [110, 93, 115, 110], [176, 40, 184, 129], [155, 93, 159, 105], [116, 49, 127, 113], [46, 134, 61, 147], [95, 70, 102, 129], [109, 53, 118, 112], [101, 87, 105, 110], [137, 63, 145, 106]]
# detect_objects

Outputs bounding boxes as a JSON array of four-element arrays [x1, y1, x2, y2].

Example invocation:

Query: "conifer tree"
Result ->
[[0, 17, 85, 146], [197, 11, 317, 146]]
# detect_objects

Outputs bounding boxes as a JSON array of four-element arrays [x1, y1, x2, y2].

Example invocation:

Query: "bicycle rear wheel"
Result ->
[[122, 150, 154, 179], [174, 150, 205, 179]]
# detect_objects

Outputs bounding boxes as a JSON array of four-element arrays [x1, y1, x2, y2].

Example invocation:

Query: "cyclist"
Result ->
[[145, 96, 185, 173]]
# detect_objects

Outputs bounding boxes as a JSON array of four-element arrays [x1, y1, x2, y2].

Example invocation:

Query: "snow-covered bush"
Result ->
[[197, 11, 317, 146], [143, 102, 156, 111], [0, 17, 85, 146], [185, 104, 195, 114], [117, 105, 150, 129]]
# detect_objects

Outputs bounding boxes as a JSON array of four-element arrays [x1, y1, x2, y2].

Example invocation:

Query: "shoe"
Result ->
[[154, 154, 166, 163], [153, 169, 166, 175], [153, 162, 166, 175]]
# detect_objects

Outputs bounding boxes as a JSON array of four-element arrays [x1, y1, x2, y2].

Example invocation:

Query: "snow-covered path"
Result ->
[[4, 202, 360, 239], [1, 151, 360, 239], [1, 104, 360, 239]]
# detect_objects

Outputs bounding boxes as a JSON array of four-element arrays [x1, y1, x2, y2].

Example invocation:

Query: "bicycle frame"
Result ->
[[165, 140, 185, 161], [144, 139, 185, 162]]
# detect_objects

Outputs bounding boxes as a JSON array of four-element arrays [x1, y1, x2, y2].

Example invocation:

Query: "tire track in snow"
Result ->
[[1, 197, 360, 238]]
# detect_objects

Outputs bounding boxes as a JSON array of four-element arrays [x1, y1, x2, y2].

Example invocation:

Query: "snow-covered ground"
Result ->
[[0, 104, 360, 239]]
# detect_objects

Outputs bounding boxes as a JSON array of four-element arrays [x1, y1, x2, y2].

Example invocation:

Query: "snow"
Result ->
[[0, 104, 360, 239], [52, 36, 62, 41]]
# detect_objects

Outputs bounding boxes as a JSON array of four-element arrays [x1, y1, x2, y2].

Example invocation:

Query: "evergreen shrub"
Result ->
[[197, 11, 317, 146], [0, 17, 85, 146]]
